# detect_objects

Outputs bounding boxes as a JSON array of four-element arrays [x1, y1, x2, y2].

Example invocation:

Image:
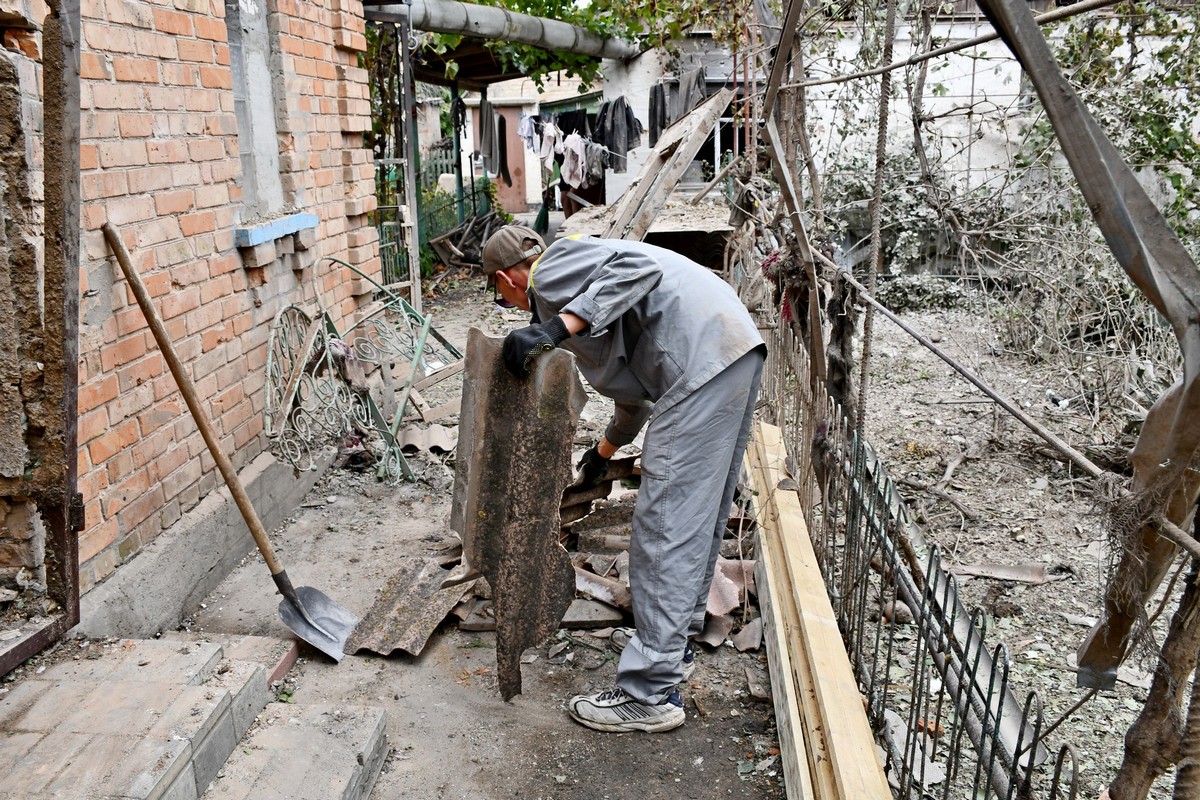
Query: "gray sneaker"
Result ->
[[608, 627, 696, 680], [568, 687, 685, 733]]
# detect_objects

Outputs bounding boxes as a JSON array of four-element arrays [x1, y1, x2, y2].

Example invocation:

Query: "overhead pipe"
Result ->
[[364, 0, 641, 61]]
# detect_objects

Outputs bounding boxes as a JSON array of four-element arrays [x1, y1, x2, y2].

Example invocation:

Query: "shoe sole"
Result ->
[[567, 705, 686, 733]]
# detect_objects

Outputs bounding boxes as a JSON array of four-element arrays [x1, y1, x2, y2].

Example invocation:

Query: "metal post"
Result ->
[[452, 82, 465, 224], [398, 3, 423, 313]]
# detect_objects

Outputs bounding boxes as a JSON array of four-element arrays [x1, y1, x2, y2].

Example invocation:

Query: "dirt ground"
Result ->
[[859, 298, 1168, 798], [0, 266, 1170, 798], [186, 281, 787, 800]]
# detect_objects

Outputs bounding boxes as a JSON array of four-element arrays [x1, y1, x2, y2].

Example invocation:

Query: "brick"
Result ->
[[85, 24, 136, 54], [78, 518, 120, 563], [78, 408, 109, 446], [127, 165, 173, 193], [99, 334, 148, 373], [87, 417, 140, 464], [104, 0, 153, 27], [154, 189, 195, 216], [169, 162, 202, 185], [187, 138, 224, 161], [160, 286, 200, 319], [179, 211, 216, 236], [80, 52, 110, 80], [149, 440, 189, 483], [161, 62, 199, 86], [145, 85, 186, 111], [154, 240, 197, 269], [97, 139, 149, 169], [81, 203, 108, 232], [78, 374, 119, 414], [104, 196, 156, 227], [135, 217, 184, 248], [103, 470, 151, 518], [193, 15, 226, 41], [238, 241, 275, 269], [116, 352, 164, 393], [147, 139, 188, 163], [78, 466, 110, 505], [108, 381, 154, 424], [194, 183, 229, 208], [116, 483, 165, 534], [134, 29, 179, 59], [114, 113, 154, 138], [183, 78, 218, 108], [138, 397, 182, 436], [198, 65, 230, 89], [161, 454, 201, 500], [152, 7, 192, 35], [112, 55, 159, 83], [91, 81, 144, 110], [176, 38, 214, 62]]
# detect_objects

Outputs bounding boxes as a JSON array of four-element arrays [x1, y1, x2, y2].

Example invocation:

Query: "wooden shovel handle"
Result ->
[[102, 223, 284, 576]]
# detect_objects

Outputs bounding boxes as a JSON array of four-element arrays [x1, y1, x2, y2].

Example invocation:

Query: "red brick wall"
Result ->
[[73, 0, 377, 592]]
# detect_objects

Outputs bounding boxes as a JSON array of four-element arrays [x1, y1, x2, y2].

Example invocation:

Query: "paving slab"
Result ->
[[201, 703, 387, 800], [0, 638, 271, 800]]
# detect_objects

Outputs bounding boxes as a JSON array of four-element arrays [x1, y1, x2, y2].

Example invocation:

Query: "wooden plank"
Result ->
[[753, 504, 817, 800], [752, 421, 892, 799], [749, 439, 831, 800]]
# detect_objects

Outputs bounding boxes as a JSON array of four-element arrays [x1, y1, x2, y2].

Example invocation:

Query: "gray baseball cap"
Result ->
[[482, 225, 546, 274]]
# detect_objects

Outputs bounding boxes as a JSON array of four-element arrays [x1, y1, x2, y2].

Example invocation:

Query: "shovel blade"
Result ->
[[278, 586, 360, 663]]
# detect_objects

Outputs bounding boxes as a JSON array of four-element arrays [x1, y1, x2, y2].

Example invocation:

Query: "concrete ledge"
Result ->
[[75, 450, 334, 638], [234, 212, 319, 248]]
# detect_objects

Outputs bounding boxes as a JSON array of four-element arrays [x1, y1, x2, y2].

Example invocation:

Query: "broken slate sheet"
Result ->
[[450, 328, 587, 700], [346, 558, 475, 657]]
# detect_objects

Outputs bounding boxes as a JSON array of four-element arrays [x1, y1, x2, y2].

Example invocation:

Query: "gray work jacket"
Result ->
[[527, 235, 765, 447]]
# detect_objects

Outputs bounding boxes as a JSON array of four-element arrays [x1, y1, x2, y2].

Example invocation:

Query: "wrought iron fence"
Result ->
[[756, 317, 1081, 799]]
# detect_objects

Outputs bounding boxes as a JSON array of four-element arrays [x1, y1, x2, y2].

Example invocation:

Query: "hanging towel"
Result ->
[[648, 83, 668, 147]]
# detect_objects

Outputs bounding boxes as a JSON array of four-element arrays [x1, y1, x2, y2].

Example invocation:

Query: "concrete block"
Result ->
[[75, 450, 334, 639], [202, 704, 387, 800], [99, 732, 192, 800], [0, 731, 91, 795], [157, 764, 201, 800], [60, 682, 187, 735], [239, 241, 276, 269], [207, 660, 269, 739], [293, 227, 316, 251], [189, 704, 238, 792], [100, 639, 224, 685]]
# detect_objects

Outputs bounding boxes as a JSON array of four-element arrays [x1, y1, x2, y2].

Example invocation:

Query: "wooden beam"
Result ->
[[748, 421, 892, 799], [604, 89, 734, 241]]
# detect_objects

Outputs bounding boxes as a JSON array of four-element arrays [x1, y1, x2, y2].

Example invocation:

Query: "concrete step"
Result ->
[[0, 638, 270, 800], [201, 703, 388, 800]]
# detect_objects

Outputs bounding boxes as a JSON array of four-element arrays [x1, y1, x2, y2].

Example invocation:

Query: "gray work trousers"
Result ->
[[615, 347, 765, 704]]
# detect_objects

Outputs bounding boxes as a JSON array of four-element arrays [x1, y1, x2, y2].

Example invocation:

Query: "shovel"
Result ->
[[103, 223, 359, 662]]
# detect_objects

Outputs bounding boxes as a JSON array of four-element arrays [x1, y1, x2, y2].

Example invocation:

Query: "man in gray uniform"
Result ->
[[482, 224, 765, 733]]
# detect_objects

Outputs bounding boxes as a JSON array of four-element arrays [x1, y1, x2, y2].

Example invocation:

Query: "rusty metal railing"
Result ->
[[757, 317, 1080, 799]]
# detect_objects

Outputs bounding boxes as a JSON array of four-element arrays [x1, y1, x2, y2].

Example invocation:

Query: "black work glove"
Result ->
[[502, 317, 570, 377], [574, 445, 610, 490]]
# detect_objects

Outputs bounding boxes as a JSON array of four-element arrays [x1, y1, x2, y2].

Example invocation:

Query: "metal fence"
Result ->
[[756, 318, 1081, 799]]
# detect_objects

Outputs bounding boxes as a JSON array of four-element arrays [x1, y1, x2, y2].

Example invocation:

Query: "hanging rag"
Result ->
[[597, 96, 643, 173], [648, 83, 668, 147], [479, 96, 500, 175], [540, 122, 563, 171], [674, 66, 706, 121], [561, 132, 588, 189], [517, 113, 539, 153], [496, 114, 512, 186], [584, 141, 607, 186]]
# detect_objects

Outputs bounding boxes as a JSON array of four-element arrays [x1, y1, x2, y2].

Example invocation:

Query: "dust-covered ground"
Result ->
[[185, 281, 787, 800], [859, 294, 1171, 798]]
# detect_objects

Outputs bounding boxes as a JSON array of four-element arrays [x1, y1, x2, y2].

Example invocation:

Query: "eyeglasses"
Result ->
[[487, 273, 516, 309]]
